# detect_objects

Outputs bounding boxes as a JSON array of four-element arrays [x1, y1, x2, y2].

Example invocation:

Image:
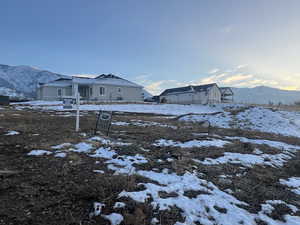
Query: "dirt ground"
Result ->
[[0, 106, 300, 225]]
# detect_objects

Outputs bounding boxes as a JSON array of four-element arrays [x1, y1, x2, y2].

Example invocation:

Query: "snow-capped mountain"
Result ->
[[1, 64, 299, 104], [232, 86, 300, 105], [0, 64, 66, 99]]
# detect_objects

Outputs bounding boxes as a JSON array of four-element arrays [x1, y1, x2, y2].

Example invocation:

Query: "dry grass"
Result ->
[[1, 105, 300, 225]]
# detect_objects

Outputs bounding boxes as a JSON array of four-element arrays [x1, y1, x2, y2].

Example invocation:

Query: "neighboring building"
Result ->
[[0, 95, 9, 105], [159, 83, 221, 104], [220, 87, 234, 103], [37, 74, 144, 102]]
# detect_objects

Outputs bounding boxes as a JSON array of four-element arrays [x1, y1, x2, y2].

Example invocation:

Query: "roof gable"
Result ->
[[73, 74, 143, 88], [220, 87, 233, 95], [95, 74, 122, 79]]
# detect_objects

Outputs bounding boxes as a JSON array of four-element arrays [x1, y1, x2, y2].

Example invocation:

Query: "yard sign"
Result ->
[[95, 110, 113, 136]]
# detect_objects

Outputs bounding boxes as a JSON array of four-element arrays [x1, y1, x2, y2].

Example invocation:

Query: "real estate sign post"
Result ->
[[76, 93, 80, 132]]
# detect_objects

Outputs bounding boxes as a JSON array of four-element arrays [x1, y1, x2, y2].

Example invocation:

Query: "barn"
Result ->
[[159, 83, 221, 104]]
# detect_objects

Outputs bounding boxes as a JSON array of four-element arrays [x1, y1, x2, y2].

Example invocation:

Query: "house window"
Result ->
[[89, 87, 93, 96], [118, 87, 121, 93], [99, 87, 105, 96], [57, 88, 62, 96]]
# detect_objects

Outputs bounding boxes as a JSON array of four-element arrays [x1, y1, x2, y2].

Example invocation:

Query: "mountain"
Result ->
[[232, 86, 300, 105], [0, 64, 66, 99]]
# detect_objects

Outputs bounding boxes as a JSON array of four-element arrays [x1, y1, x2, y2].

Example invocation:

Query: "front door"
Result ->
[[78, 86, 89, 99]]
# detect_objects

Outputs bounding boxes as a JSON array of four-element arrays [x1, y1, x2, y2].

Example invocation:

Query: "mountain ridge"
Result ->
[[231, 86, 300, 105], [0, 64, 299, 104], [0, 64, 66, 99]]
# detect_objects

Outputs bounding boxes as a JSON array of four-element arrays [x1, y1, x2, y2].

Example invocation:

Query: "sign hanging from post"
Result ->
[[95, 110, 113, 136], [63, 97, 75, 109]]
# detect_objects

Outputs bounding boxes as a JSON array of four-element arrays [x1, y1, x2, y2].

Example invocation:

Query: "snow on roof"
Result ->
[[72, 75, 143, 88], [41, 78, 72, 87], [160, 83, 218, 96], [41, 74, 143, 88]]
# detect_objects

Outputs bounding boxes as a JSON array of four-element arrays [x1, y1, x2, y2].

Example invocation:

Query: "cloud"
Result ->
[[222, 74, 253, 84], [236, 64, 248, 70], [208, 68, 219, 74], [134, 75, 188, 95], [134, 66, 300, 95], [200, 65, 300, 90]]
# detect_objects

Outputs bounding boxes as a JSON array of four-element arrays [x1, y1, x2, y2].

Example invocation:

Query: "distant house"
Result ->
[[159, 83, 221, 104], [220, 87, 234, 103], [37, 74, 144, 102]]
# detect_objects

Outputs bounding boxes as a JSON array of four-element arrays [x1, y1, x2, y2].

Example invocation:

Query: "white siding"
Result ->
[[39, 80, 143, 102], [160, 84, 221, 104], [207, 85, 221, 104], [38, 86, 71, 100]]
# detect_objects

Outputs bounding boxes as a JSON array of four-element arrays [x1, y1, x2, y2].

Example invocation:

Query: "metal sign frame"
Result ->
[[95, 110, 113, 136]]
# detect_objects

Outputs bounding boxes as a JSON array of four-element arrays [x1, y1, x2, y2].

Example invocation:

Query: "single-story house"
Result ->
[[159, 83, 222, 104], [220, 87, 234, 103], [37, 74, 144, 102]]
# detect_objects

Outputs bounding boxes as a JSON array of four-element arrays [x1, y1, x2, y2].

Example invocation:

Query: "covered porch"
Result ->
[[72, 82, 93, 100]]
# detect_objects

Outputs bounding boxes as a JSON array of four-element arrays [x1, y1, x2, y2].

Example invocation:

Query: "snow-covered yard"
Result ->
[[180, 106, 300, 137], [3, 102, 300, 225], [14, 101, 222, 115], [13, 101, 300, 137], [25, 132, 300, 225]]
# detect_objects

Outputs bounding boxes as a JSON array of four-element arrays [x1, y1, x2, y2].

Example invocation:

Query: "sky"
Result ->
[[0, 0, 299, 94]]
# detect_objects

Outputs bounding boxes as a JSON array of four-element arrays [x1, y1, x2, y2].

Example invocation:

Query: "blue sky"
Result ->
[[0, 0, 299, 94]]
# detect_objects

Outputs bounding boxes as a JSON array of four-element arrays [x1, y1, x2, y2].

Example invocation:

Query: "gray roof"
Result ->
[[39, 78, 72, 87], [73, 74, 142, 88], [160, 83, 217, 96], [41, 74, 143, 88]]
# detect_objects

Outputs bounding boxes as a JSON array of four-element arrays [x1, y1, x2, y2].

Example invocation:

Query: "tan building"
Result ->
[[159, 83, 222, 104], [37, 74, 143, 102]]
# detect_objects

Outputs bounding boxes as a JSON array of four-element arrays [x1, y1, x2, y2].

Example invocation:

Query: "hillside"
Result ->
[[232, 86, 300, 105], [1, 64, 299, 104], [0, 64, 65, 99]]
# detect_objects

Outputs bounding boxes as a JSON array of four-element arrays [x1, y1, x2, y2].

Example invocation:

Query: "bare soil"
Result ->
[[0, 106, 300, 224]]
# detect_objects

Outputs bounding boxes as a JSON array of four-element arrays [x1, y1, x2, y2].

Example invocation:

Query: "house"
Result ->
[[37, 74, 144, 102], [220, 87, 234, 103], [159, 83, 221, 104]]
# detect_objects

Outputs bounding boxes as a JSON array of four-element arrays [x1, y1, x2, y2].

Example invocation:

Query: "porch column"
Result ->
[[73, 83, 78, 98]]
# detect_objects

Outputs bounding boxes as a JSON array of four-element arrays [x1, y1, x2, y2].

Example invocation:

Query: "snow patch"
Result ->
[[153, 139, 230, 148], [51, 143, 72, 149], [27, 150, 52, 156], [72, 142, 93, 153], [54, 152, 67, 158], [280, 177, 300, 195], [119, 170, 300, 225], [102, 213, 123, 225], [5, 131, 20, 136], [93, 170, 105, 174], [89, 136, 131, 146], [198, 151, 292, 168]]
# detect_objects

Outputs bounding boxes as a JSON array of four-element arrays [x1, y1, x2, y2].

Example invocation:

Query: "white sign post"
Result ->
[[75, 92, 80, 132]]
